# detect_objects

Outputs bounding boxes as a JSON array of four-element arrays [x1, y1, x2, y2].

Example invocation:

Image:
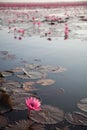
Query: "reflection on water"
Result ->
[[0, 6, 87, 130]]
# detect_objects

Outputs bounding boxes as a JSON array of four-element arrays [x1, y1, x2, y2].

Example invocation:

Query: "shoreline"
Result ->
[[0, 1, 87, 8]]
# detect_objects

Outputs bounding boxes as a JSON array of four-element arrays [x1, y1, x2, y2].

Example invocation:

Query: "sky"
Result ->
[[0, 0, 86, 2]]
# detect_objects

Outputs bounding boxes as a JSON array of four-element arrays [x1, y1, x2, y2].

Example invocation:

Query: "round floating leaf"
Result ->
[[0, 115, 8, 128], [30, 105, 64, 124], [0, 80, 22, 94], [16, 74, 29, 79], [0, 77, 5, 84], [1, 71, 13, 77], [0, 51, 16, 60], [56, 127, 60, 130], [23, 82, 38, 92], [6, 120, 45, 130], [77, 98, 87, 112], [24, 64, 66, 74], [56, 126, 69, 130], [80, 98, 87, 104], [11, 67, 23, 73], [65, 111, 87, 126], [40, 66, 66, 73], [11, 93, 31, 110], [0, 72, 4, 78], [23, 68, 47, 79], [36, 79, 55, 86], [0, 93, 13, 114]]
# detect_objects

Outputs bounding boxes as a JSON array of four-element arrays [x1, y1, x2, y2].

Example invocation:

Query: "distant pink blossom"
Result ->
[[25, 97, 41, 111]]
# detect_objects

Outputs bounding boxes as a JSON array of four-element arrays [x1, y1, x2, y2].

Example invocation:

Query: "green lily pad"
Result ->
[[11, 93, 31, 110], [65, 111, 87, 126], [36, 79, 55, 86], [1, 71, 13, 77], [0, 93, 13, 114], [11, 67, 23, 73], [6, 120, 45, 130], [0, 80, 22, 94], [23, 82, 38, 92], [77, 98, 87, 112], [0, 115, 8, 128], [30, 105, 64, 124]]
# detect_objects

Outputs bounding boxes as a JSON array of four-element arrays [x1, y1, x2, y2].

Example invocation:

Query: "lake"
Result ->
[[0, 6, 87, 130]]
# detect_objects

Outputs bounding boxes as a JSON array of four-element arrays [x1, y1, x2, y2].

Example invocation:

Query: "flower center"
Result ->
[[30, 103, 34, 107]]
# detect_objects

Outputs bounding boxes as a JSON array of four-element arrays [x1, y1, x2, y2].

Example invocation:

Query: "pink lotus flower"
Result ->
[[25, 97, 41, 111]]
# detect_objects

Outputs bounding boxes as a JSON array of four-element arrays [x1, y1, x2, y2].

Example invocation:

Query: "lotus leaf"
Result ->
[[0, 77, 5, 84], [0, 80, 22, 94], [23, 69, 47, 79], [0, 51, 16, 60], [24, 64, 66, 74], [11, 93, 31, 110], [56, 126, 69, 130], [1, 71, 13, 77], [5, 120, 45, 130], [36, 79, 55, 86], [0, 115, 8, 128], [0, 93, 13, 114], [65, 111, 87, 126], [77, 98, 87, 112], [30, 105, 64, 124], [17, 74, 30, 79], [23, 82, 38, 92], [11, 67, 23, 73]]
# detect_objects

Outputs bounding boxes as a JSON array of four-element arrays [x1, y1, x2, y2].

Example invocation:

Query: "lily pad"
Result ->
[[16, 74, 30, 79], [0, 77, 5, 84], [0, 51, 16, 60], [0, 93, 13, 114], [23, 82, 38, 92], [24, 64, 66, 74], [0, 115, 8, 128], [23, 68, 47, 79], [0, 80, 22, 94], [11, 67, 23, 73], [39, 65, 66, 73], [77, 98, 87, 112], [1, 71, 13, 77], [36, 79, 55, 86], [56, 126, 69, 130], [30, 105, 64, 124], [65, 111, 87, 126], [6, 120, 45, 130], [11, 93, 31, 110]]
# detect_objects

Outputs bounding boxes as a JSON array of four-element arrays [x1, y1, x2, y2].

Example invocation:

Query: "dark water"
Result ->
[[0, 7, 87, 130]]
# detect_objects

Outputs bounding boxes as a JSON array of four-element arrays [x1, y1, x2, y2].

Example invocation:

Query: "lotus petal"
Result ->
[[65, 111, 87, 126], [0, 93, 13, 114], [77, 98, 87, 112], [6, 120, 45, 130], [30, 105, 64, 124], [36, 79, 55, 86], [0, 115, 8, 128]]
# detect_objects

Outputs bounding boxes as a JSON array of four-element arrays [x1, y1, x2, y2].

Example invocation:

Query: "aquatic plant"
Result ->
[[25, 96, 41, 112]]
